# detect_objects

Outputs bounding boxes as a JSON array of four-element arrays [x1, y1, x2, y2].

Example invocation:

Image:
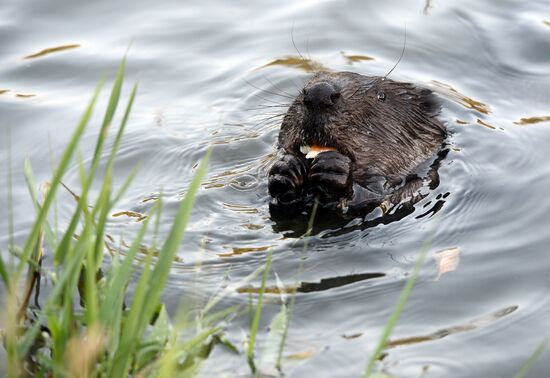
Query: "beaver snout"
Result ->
[[303, 82, 340, 109]]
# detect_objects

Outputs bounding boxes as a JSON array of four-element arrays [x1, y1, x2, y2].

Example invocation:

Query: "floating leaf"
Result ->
[[514, 116, 550, 125], [286, 349, 315, 360], [112, 210, 147, 222], [433, 247, 460, 280], [430, 80, 491, 115], [341, 52, 375, 64], [15, 93, 36, 98], [259, 56, 328, 72], [24, 44, 81, 59], [218, 245, 272, 257], [342, 333, 363, 340], [476, 119, 496, 130]]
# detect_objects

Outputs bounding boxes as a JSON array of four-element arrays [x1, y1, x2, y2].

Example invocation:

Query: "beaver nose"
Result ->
[[303, 82, 340, 109]]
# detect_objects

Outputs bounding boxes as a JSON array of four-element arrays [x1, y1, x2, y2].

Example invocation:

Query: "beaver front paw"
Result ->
[[268, 153, 309, 204], [308, 151, 352, 202]]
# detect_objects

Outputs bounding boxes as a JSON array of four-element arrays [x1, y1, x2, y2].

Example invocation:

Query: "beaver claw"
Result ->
[[268, 154, 309, 204], [308, 151, 352, 202]]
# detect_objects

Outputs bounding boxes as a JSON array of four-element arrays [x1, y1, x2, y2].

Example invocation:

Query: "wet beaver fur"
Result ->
[[268, 71, 447, 217]]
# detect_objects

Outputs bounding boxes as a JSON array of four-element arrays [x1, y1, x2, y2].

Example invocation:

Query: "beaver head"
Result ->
[[278, 71, 445, 180]]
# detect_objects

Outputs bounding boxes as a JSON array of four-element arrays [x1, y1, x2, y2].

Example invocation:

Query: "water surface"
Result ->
[[1, 0, 550, 376]]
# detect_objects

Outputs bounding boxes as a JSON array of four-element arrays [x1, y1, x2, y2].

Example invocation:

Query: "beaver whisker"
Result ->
[[290, 77, 306, 91], [383, 24, 407, 79], [242, 105, 290, 112], [253, 113, 286, 128], [252, 104, 290, 109], [260, 74, 299, 99], [244, 79, 295, 100], [250, 92, 290, 106], [254, 112, 286, 121], [291, 22, 307, 65]]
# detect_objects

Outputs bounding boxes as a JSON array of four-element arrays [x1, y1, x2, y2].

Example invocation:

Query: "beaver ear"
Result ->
[[417, 88, 440, 117]]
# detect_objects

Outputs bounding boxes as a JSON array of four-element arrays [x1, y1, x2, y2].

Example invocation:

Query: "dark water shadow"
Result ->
[[237, 271, 385, 294]]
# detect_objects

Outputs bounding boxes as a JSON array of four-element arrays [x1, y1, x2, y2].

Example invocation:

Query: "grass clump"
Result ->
[[0, 58, 228, 377]]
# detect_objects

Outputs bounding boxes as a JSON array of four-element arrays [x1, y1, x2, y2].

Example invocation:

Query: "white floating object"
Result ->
[[433, 247, 460, 280]]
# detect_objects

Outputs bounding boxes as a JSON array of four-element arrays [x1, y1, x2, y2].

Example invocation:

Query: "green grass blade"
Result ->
[[18, 235, 89, 357], [111, 164, 140, 207], [202, 262, 264, 316], [54, 60, 128, 265], [0, 251, 8, 288], [144, 150, 211, 311], [108, 82, 137, 166], [79, 56, 125, 218], [54, 200, 83, 264], [108, 203, 161, 376], [363, 222, 439, 378], [5, 127, 15, 261], [48, 135, 60, 247], [260, 303, 288, 372], [90, 56, 125, 166], [276, 199, 319, 370], [514, 339, 548, 378], [99, 207, 153, 324], [90, 168, 111, 265], [91, 82, 137, 266], [109, 248, 155, 376], [247, 250, 273, 374], [110, 152, 210, 376], [17, 80, 103, 275], [157, 326, 222, 377], [100, 57, 126, 134], [83, 214, 100, 325], [23, 158, 57, 254]]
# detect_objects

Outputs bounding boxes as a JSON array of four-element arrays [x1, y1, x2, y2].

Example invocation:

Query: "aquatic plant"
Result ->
[[0, 58, 233, 377]]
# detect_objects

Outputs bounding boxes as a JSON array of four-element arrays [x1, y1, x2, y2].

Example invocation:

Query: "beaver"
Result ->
[[268, 71, 447, 216]]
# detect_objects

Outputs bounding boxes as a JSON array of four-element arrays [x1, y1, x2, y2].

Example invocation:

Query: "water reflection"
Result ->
[[386, 305, 518, 348], [237, 272, 386, 294]]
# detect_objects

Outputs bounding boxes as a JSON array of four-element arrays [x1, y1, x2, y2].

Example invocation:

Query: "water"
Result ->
[[1, 0, 550, 376]]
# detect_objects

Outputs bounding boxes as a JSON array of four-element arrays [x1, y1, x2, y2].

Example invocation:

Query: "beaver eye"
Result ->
[[330, 92, 340, 102], [377, 92, 386, 101]]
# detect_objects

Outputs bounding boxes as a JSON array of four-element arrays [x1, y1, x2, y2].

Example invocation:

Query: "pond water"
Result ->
[[1, 0, 550, 376]]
